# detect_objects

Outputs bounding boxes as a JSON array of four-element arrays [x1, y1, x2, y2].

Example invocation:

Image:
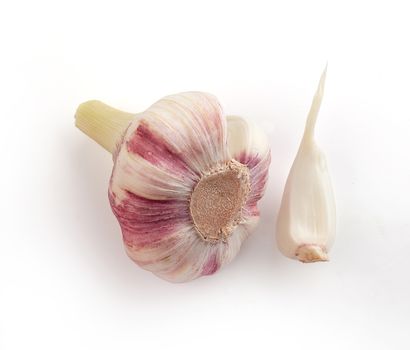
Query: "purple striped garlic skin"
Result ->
[[76, 92, 270, 283]]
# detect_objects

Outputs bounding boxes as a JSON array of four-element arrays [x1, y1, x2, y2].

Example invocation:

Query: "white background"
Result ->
[[1, 1, 409, 349]]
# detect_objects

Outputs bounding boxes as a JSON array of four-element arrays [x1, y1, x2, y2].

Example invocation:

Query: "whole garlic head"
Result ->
[[76, 92, 270, 282]]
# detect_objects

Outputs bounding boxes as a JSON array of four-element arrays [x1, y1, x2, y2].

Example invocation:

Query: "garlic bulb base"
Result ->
[[75, 100, 135, 154], [296, 245, 328, 263], [190, 159, 250, 243]]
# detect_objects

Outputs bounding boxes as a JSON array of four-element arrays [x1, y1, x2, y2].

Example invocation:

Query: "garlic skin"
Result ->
[[276, 69, 336, 262], [76, 92, 270, 282]]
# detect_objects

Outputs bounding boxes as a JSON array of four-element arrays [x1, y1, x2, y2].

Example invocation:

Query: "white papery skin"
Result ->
[[102, 92, 271, 282], [276, 69, 336, 263]]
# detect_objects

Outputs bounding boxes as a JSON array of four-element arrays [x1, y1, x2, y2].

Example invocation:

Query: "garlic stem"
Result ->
[[75, 100, 135, 154]]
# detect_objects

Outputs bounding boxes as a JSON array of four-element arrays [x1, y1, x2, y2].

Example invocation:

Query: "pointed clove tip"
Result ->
[[318, 64, 327, 94], [296, 244, 329, 263]]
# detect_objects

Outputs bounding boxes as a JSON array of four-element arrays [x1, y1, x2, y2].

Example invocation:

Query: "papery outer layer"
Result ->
[[108, 92, 270, 282]]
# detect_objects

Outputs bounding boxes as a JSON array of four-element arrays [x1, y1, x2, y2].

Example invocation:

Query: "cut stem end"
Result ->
[[75, 100, 135, 154], [296, 245, 329, 263]]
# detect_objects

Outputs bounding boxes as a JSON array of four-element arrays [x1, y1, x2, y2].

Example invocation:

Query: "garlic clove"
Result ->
[[75, 92, 271, 282], [227, 115, 270, 160], [276, 68, 336, 262]]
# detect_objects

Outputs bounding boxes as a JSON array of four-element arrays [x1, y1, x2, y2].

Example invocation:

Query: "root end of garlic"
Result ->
[[296, 245, 329, 263], [189, 159, 250, 243], [75, 100, 135, 154]]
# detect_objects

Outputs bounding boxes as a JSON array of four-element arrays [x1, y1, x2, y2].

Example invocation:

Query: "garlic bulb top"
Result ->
[[76, 92, 270, 282], [276, 69, 336, 263]]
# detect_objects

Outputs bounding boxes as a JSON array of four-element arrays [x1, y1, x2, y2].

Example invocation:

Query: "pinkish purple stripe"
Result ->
[[202, 253, 219, 276], [109, 190, 190, 246], [236, 151, 271, 217], [126, 121, 192, 176]]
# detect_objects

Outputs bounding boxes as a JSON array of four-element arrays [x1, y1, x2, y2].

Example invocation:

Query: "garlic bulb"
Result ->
[[75, 92, 270, 282], [276, 68, 336, 262]]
